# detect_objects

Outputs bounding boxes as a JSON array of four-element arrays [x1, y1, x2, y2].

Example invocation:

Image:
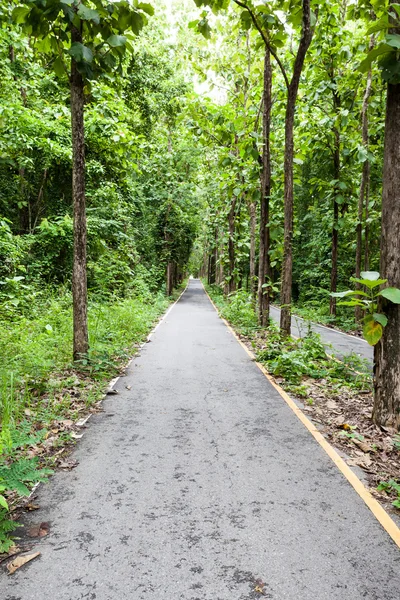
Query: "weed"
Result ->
[[377, 479, 400, 510]]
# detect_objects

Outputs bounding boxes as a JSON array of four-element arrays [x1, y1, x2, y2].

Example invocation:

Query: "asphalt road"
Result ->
[[1, 279, 398, 599], [270, 305, 373, 364]]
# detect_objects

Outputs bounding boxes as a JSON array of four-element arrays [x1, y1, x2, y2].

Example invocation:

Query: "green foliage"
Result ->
[[220, 289, 258, 330], [377, 479, 400, 510], [0, 459, 52, 498], [12, 0, 153, 81], [330, 271, 400, 345], [257, 332, 328, 385], [0, 510, 20, 553]]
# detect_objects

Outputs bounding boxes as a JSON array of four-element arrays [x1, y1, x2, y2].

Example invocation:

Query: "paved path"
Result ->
[[1, 280, 398, 599], [270, 306, 373, 363]]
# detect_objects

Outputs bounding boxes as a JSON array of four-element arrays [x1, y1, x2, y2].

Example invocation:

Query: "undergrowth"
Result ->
[[291, 302, 360, 333]]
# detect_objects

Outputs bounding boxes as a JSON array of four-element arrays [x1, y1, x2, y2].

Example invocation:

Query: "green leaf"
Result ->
[[363, 317, 383, 346], [379, 287, 400, 304], [12, 6, 31, 23], [386, 34, 400, 49], [330, 290, 357, 298], [68, 42, 93, 64], [77, 4, 100, 24], [337, 300, 364, 307], [373, 313, 388, 327], [351, 276, 387, 289], [197, 17, 211, 39], [0, 495, 8, 510], [358, 44, 393, 73], [53, 56, 65, 78], [138, 2, 154, 15], [107, 35, 127, 48], [367, 17, 389, 35], [130, 11, 145, 35]]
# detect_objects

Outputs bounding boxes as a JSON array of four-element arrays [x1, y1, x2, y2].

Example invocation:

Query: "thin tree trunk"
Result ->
[[249, 198, 256, 302], [329, 122, 340, 317], [280, 0, 312, 335], [9, 44, 30, 233], [355, 63, 373, 321], [373, 78, 400, 430], [257, 49, 272, 326], [166, 261, 174, 295], [207, 254, 212, 285], [71, 25, 88, 360], [228, 197, 237, 293], [364, 180, 370, 271]]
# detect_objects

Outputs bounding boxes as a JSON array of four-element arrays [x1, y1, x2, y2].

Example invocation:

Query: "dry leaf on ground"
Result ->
[[28, 522, 50, 538], [7, 552, 40, 574], [58, 459, 78, 470], [352, 438, 374, 453]]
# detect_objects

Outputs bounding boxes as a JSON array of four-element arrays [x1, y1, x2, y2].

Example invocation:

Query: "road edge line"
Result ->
[[202, 283, 400, 549]]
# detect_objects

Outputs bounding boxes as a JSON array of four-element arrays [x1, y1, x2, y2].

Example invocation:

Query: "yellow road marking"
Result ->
[[202, 283, 400, 549]]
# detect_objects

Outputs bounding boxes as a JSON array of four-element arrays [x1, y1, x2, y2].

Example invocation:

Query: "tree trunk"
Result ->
[[355, 44, 373, 322], [71, 25, 88, 360], [257, 50, 272, 326], [329, 122, 340, 317], [280, 0, 312, 335], [166, 261, 174, 295], [249, 198, 256, 302], [364, 184, 370, 272], [228, 197, 237, 294], [373, 80, 400, 430]]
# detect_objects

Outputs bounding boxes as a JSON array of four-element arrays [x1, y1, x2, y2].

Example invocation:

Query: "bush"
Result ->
[[220, 289, 258, 330]]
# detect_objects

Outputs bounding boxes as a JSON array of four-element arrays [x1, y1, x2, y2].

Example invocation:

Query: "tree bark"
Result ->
[[355, 63, 373, 321], [373, 79, 400, 430], [280, 0, 312, 335], [228, 196, 237, 294], [166, 261, 174, 295], [249, 198, 256, 302], [71, 25, 89, 360], [329, 120, 340, 317], [257, 49, 272, 326]]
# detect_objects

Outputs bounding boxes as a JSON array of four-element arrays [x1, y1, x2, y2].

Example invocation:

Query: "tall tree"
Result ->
[[257, 49, 272, 325], [229, 0, 315, 333], [12, 0, 153, 359], [355, 56, 373, 321], [359, 0, 400, 428]]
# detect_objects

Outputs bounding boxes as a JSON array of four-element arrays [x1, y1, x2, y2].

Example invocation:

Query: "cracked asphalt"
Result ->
[[1, 279, 398, 599]]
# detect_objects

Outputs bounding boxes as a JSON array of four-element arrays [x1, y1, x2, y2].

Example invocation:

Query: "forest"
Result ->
[[0, 0, 400, 551]]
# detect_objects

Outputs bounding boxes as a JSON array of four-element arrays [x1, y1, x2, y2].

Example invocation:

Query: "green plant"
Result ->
[[0, 510, 20, 553], [257, 331, 328, 384], [0, 458, 52, 497], [220, 289, 258, 330], [377, 479, 400, 510], [330, 271, 400, 345]]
